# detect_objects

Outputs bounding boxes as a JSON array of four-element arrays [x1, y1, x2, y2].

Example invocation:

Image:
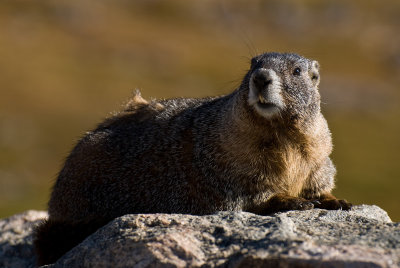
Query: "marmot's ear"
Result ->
[[251, 57, 257, 67], [251, 55, 261, 68], [310, 60, 320, 87]]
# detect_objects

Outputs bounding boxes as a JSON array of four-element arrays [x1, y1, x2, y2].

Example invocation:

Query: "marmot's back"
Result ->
[[35, 52, 351, 266], [49, 94, 226, 220]]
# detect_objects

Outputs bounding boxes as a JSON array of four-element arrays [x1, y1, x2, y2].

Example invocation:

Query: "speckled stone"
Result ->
[[50, 205, 398, 267], [1, 206, 399, 268]]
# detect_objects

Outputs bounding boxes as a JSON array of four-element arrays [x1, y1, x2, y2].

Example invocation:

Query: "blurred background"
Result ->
[[1, 0, 399, 220]]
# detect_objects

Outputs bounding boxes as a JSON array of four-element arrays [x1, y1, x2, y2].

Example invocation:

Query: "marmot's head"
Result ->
[[244, 52, 321, 121]]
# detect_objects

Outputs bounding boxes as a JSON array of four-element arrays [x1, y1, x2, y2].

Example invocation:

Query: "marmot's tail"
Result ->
[[33, 218, 111, 266]]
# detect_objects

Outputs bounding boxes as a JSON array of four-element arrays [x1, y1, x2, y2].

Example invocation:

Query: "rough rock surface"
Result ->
[[1, 205, 399, 268], [0, 210, 48, 268]]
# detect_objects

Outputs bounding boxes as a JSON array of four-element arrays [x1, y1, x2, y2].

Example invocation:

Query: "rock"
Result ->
[[1, 206, 399, 268], [0, 210, 48, 268], [50, 205, 398, 268]]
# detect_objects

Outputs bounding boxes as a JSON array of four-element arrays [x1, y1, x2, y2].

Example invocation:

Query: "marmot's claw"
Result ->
[[311, 200, 321, 206], [338, 199, 352, 210], [303, 201, 315, 210]]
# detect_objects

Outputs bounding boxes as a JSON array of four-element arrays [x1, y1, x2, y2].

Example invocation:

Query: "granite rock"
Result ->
[[0, 210, 48, 268], [1, 205, 399, 268]]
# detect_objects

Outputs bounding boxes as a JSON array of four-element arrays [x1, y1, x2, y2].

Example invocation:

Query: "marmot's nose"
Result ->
[[253, 69, 272, 90]]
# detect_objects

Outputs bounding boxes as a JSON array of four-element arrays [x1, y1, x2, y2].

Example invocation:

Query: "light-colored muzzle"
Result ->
[[248, 68, 284, 118]]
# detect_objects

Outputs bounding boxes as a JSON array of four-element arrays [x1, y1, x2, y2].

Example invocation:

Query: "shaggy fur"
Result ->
[[34, 52, 351, 265]]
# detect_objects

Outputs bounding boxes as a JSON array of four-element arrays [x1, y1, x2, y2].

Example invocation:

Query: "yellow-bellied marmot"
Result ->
[[34, 52, 351, 265]]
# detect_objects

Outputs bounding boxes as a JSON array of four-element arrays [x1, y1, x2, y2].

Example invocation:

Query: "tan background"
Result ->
[[1, 0, 399, 220]]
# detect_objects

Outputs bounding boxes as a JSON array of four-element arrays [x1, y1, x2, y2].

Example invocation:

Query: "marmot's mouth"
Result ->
[[257, 96, 278, 109], [257, 101, 277, 109]]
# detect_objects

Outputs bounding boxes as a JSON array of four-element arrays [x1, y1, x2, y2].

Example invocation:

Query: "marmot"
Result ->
[[34, 52, 351, 265]]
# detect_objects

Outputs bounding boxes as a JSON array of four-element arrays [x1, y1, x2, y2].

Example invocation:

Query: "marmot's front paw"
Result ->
[[260, 194, 314, 215], [284, 197, 315, 211], [313, 198, 352, 210]]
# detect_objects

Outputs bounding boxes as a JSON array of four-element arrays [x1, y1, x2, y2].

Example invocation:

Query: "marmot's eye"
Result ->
[[293, 67, 301, 76]]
